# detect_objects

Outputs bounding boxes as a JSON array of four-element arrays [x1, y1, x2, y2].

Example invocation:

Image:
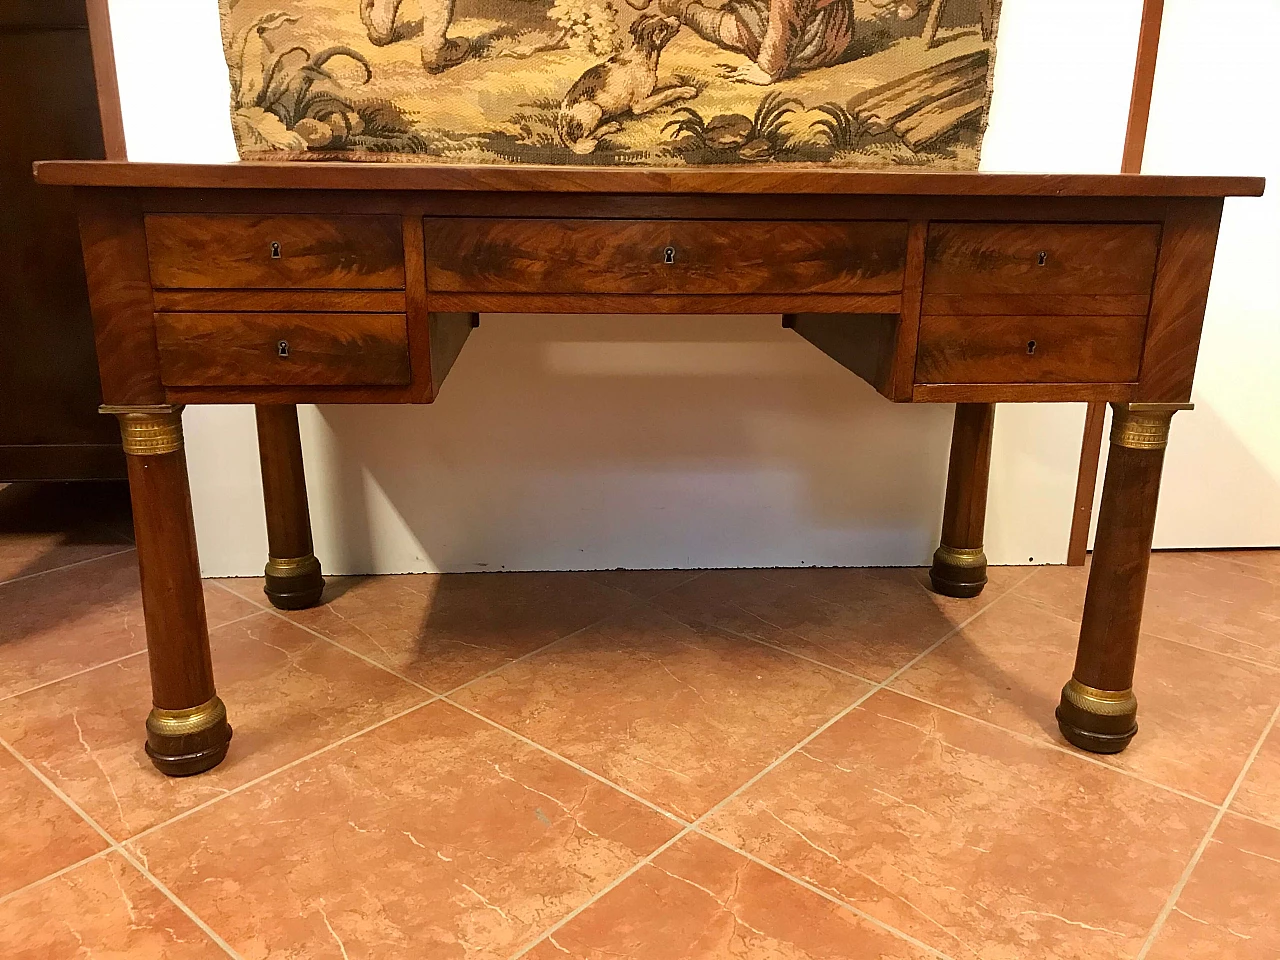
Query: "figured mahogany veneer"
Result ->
[[423, 218, 908, 295], [35, 161, 1264, 776], [917, 314, 1148, 384], [145, 213, 405, 289], [155, 311, 411, 387]]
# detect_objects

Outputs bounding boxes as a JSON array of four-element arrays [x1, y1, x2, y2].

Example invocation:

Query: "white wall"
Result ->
[[108, 0, 1274, 576]]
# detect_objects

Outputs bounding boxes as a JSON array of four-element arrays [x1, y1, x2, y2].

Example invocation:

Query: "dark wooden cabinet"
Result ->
[[0, 1, 123, 479]]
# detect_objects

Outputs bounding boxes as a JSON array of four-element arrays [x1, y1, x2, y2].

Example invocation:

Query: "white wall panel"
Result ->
[[109, 0, 1161, 574]]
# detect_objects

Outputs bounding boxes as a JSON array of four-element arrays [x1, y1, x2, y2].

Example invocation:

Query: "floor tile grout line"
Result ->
[[442, 698, 693, 829], [1133, 700, 1280, 960], [506, 569, 1040, 959], [114, 846, 245, 960], [0, 546, 136, 590], [507, 830, 690, 960], [690, 827, 957, 960], [0, 849, 113, 908], [206, 580, 439, 695], [886, 688, 1223, 811], [1015, 594, 1280, 676], [0, 735, 241, 958], [0, 651, 147, 705], [0, 606, 274, 707], [687, 568, 1043, 828], [125, 697, 440, 846]]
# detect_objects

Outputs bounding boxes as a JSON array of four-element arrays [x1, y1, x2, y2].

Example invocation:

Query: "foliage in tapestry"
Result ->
[[218, 0, 1001, 167]]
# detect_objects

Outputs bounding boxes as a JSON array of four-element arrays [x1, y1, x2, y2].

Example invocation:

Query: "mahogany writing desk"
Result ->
[[35, 161, 1264, 777]]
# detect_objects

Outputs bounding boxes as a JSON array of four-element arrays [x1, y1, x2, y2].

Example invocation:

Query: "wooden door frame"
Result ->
[[1067, 0, 1166, 566]]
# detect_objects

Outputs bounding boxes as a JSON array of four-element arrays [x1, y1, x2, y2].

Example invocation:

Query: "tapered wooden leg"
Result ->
[[104, 405, 231, 777], [1057, 402, 1191, 754], [255, 404, 324, 610], [930, 403, 996, 598]]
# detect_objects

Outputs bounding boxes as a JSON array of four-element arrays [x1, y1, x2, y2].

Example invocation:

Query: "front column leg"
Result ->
[[255, 404, 325, 610], [1057, 402, 1192, 754], [930, 403, 996, 598], [103, 405, 232, 777]]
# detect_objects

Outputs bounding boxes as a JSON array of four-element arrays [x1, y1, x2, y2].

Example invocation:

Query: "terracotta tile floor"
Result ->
[[1, 484, 1278, 959]]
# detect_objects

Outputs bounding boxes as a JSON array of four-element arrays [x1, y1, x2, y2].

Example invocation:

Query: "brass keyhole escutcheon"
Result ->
[[664, 246, 676, 264], [1027, 340, 1038, 355], [1036, 251, 1048, 266], [270, 241, 281, 259], [277, 340, 290, 358]]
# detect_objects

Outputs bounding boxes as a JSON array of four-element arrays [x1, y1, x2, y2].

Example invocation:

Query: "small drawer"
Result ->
[[423, 218, 909, 294], [924, 223, 1161, 297], [146, 215, 405, 290], [916, 314, 1147, 384], [155, 312, 411, 387]]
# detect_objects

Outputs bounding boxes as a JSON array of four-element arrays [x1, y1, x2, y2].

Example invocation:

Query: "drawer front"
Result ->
[[146, 215, 405, 289], [424, 219, 909, 294], [155, 313, 411, 387], [916, 314, 1146, 384], [924, 223, 1161, 296]]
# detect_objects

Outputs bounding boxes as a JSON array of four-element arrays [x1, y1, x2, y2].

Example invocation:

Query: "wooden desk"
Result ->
[[36, 161, 1264, 777]]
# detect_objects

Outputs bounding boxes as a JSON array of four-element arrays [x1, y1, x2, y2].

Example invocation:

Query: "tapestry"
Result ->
[[218, 0, 1001, 167]]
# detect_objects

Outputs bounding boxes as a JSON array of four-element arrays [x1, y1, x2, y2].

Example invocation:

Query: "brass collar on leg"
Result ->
[[265, 554, 322, 580], [100, 404, 185, 456], [1061, 679, 1137, 718], [146, 695, 227, 739], [1108, 403, 1194, 451], [933, 545, 986, 569]]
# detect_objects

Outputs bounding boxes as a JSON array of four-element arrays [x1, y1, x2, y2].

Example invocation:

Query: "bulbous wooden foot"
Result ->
[[145, 696, 233, 776], [929, 545, 988, 598], [1055, 680, 1137, 754], [264, 553, 325, 610]]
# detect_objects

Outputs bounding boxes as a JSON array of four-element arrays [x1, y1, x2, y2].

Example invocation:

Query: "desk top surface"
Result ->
[[35, 161, 1265, 198]]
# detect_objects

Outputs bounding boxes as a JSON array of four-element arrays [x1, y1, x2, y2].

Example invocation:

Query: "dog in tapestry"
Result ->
[[557, 14, 698, 155]]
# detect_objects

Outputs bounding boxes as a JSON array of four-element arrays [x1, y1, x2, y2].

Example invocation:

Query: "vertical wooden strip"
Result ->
[[1067, 0, 1165, 564], [78, 189, 164, 404], [402, 215, 435, 402], [890, 220, 928, 401], [1121, 0, 1165, 175], [84, 0, 126, 161], [1066, 402, 1107, 565], [1135, 198, 1224, 402]]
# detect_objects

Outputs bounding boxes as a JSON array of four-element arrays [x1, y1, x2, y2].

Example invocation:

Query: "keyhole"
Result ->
[[270, 241, 281, 259], [664, 246, 676, 264], [1026, 340, 1038, 355], [277, 340, 290, 358], [1036, 251, 1048, 266]]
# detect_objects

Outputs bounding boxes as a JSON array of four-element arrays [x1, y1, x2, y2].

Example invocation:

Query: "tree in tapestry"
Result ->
[[219, 0, 1000, 166]]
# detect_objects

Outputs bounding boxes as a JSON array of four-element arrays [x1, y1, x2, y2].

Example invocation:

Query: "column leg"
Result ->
[[103, 405, 232, 777], [1057, 402, 1191, 754], [930, 403, 996, 598], [255, 404, 325, 610]]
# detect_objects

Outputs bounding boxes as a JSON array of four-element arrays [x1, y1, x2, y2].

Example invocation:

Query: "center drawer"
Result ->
[[423, 219, 909, 295], [145, 214, 405, 290], [154, 312, 411, 387]]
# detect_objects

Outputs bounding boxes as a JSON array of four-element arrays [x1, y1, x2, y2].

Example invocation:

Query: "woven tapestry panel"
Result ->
[[219, 0, 1002, 166]]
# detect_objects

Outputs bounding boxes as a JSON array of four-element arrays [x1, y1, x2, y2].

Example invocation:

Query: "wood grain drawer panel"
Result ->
[[146, 215, 405, 289], [916, 314, 1147, 384], [921, 293, 1152, 316], [153, 290, 408, 313], [924, 223, 1161, 296], [155, 312, 411, 387], [423, 218, 908, 294]]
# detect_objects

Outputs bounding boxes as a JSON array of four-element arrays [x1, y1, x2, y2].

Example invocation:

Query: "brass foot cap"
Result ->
[[264, 554, 325, 611], [145, 697, 232, 777], [929, 545, 987, 599], [1056, 680, 1138, 755]]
